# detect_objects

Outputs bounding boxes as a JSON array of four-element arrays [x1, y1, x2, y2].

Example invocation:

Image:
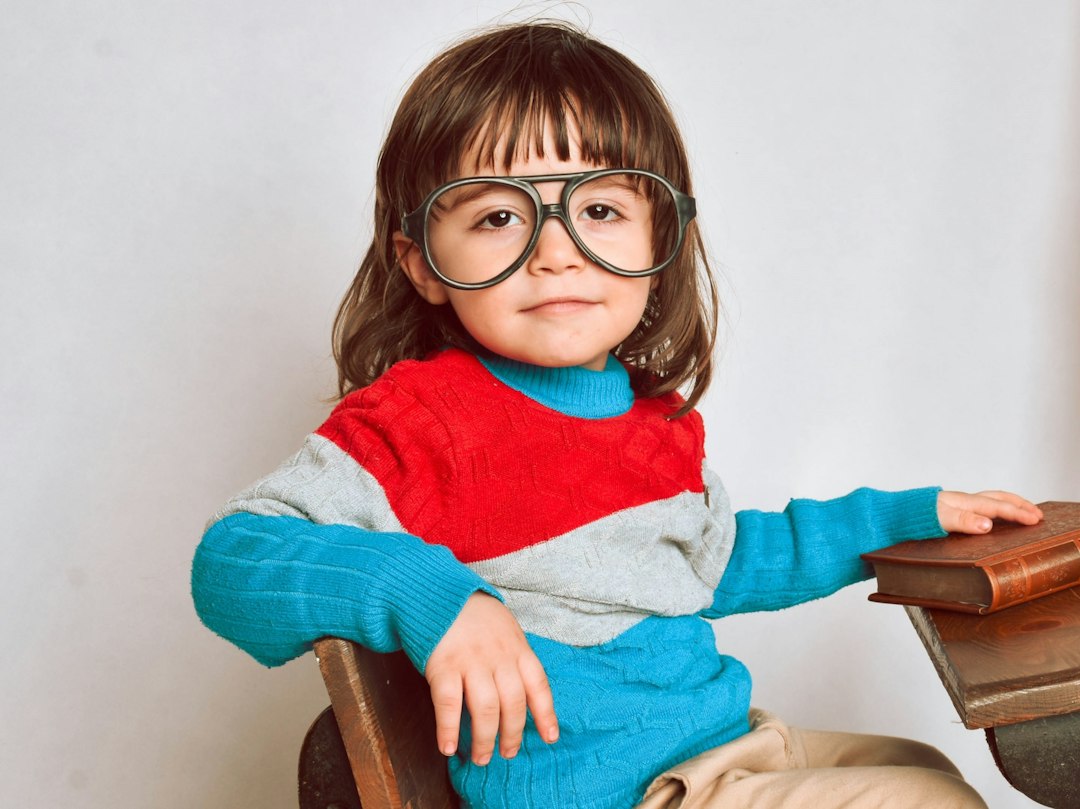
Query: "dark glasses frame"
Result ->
[[400, 168, 697, 290]]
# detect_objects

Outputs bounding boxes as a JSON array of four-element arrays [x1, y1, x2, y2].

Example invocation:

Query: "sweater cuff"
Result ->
[[865, 486, 946, 544], [383, 540, 504, 673]]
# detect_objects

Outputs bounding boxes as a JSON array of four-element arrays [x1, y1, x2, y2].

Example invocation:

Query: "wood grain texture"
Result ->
[[906, 587, 1080, 729], [314, 638, 459, 809]]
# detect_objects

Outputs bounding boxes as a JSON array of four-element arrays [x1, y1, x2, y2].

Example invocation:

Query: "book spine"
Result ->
[[984, 539, 1080, 611]]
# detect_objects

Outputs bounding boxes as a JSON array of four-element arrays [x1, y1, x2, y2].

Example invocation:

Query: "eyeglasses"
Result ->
[[400, 168, 697, 290]]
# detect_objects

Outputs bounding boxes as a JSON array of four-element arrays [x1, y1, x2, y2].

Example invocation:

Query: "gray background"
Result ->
[[3, 1, 1078, 807]]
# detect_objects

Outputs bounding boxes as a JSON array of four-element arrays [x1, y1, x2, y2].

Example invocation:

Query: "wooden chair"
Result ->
[[298, 638, 459, 809]]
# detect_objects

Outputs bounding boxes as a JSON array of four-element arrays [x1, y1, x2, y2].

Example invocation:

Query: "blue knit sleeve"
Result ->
[[703, 486, 945, 618], [191, 512, 502, 672]]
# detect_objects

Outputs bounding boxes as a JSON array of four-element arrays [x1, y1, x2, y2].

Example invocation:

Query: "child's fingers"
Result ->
[[938, 490, 1044, 534], [520, 653, 559, 744], [463, 671, 501, 766], [952, 491, 1043, 525], [428, 671, 464, 757], [494, 665, 528, 759], [943, 506, 995, 534], [968, 490, 1043, 523]]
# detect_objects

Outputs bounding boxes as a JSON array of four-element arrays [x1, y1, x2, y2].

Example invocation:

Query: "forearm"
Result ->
[[191, 512, 500, 670], [705, 486, 944, 617]]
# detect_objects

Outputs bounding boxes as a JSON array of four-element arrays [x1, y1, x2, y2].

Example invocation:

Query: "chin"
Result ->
[[479, 337, 607, 370], [538, 352, 607, 370], [507, 349, 589, 368], [522, 355, 577, 368]]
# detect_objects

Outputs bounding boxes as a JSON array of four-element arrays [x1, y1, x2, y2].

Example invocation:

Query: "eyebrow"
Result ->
[[584, 175, 645, 197], [434, 182, 517, 212]]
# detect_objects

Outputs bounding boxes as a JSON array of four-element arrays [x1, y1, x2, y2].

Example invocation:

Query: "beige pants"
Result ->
[[635, 709, 987, 809]]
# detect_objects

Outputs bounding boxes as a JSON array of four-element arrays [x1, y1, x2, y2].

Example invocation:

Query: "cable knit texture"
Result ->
[[191, 348, 945, 809]]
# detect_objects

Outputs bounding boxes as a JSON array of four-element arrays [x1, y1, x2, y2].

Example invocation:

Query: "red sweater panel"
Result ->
[[316, 350, 706, 563]]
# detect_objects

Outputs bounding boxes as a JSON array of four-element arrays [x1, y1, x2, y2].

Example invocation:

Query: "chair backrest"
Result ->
[[313, 637, 459, 809]]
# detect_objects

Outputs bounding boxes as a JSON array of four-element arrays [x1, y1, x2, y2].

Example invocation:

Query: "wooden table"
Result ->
[[907, 587, 1080, 807]]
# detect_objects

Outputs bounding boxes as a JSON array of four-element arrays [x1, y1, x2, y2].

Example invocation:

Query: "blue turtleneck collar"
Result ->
[[477, 353, 634, 419]]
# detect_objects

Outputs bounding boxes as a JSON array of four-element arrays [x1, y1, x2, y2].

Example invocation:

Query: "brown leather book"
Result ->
[[861, 501, 1080, 614]]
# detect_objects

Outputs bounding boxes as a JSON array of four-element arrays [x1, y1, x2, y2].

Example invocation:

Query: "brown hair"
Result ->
[[332, 21, 719, 414]]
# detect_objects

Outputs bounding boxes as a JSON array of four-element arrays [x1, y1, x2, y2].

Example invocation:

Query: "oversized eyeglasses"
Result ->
[[400, 168, 697, 290]]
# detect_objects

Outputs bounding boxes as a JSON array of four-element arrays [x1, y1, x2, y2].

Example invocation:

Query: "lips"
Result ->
[[522, 297, 598, 313]]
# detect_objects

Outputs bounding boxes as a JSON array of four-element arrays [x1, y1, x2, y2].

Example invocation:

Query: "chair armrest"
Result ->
[[313, 637, 458, 809]]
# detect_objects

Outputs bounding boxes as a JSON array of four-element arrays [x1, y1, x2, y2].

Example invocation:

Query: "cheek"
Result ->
[[445, 290, 507, 337], [634, 276, 656, 302], [615, 279, 655, 326], [609, 232, 655, 273]]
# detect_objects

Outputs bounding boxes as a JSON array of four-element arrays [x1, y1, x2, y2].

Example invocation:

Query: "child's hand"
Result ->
[[937, 490, 1043, 534], [425, 592, 559, 766]]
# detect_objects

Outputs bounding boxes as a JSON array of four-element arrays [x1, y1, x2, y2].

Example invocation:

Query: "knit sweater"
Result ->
[[191, 348, 945, 809]]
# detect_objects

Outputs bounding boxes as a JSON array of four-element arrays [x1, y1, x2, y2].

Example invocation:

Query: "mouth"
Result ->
[[522, 297, 599, 314]]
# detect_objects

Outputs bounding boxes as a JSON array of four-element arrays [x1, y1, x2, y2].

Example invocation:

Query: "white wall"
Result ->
[[3, 2, 1077, 807]]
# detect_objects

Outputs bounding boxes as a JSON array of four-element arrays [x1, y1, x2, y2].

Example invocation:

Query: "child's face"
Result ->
[[395, 126, 656, 371]]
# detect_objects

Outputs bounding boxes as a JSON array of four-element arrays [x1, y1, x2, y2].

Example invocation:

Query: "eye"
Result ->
[[477, 210, 523, 229], [580, 204, 620, 222]]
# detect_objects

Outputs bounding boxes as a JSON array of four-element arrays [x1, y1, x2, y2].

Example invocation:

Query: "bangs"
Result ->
[[462, 84, 641, 175]]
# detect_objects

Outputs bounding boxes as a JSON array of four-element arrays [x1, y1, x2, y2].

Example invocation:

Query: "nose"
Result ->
[[526, 210, 586, 275]]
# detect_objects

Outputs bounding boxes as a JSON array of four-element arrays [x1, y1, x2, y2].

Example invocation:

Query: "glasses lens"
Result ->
[[426, 181, 536, 286], [567, 172, 679, 274]]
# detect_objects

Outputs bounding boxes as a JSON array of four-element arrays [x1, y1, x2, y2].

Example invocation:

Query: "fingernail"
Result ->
[[476, 753, 491, 766], [978, 518, 992, 531], [441, 743, 456, 756]]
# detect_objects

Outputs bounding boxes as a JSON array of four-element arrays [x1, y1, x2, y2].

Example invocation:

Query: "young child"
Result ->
[[192, 21, 1043, 809]]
